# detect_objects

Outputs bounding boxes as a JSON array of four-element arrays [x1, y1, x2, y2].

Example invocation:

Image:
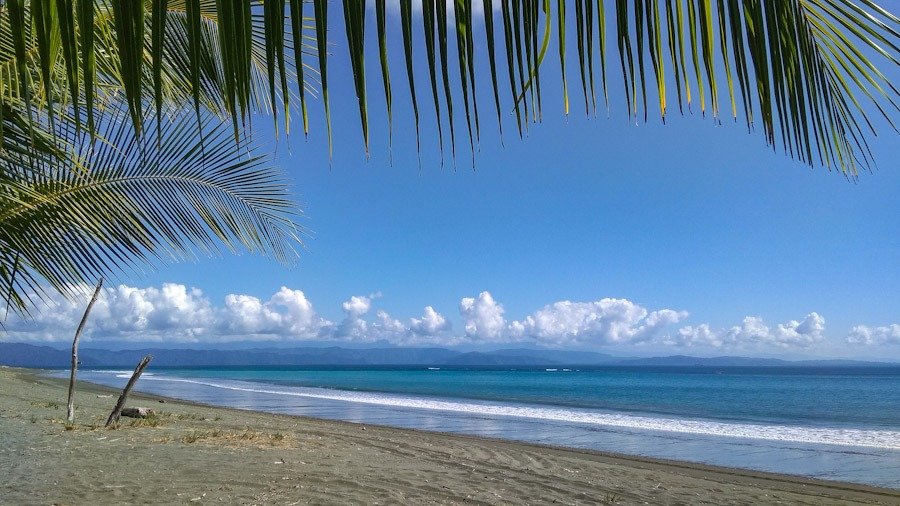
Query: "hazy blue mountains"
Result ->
[[0, 343, 892, 368]]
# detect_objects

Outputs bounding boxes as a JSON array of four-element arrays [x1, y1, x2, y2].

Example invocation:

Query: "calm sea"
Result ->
[[71, 365, 900, 488]]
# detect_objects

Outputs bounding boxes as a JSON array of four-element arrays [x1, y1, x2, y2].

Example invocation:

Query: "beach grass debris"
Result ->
[[182, 430, 223, 443], [129, 414, 164, 428], [181, 431, 203, 443], [603, 490, 621, 504], [31, 400, 60, 409], [173, 412, 205, 421], [179, 429, 292, 447]]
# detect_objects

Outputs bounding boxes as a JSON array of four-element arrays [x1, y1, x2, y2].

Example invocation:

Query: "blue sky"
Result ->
[[6, 5, 899, 359]]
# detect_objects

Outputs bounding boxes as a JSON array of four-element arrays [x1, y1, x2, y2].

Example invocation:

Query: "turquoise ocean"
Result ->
[[70, 365, 900, 488]]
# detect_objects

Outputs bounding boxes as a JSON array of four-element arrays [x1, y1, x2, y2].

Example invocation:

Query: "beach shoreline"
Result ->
[[2, 366, 897, 505]]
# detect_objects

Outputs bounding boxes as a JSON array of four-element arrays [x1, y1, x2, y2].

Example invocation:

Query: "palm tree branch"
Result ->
[[0, 110, 303, 317]]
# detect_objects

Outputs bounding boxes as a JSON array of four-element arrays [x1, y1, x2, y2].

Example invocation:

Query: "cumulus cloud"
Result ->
[[334, 294, 383, 341], [3, 284, 329, 343], [772, 313, 827, 347], [0, 288, 688, 349], [2, 284, 107, 342], [509, 298, 688, 347], [410, 306, 451, 335], [364, 306, 456, 346], [846, 324, 900, 346], [342, 295, 373, 317], [92, 283, 215, 336], [374, 310, 406, 336], [665, 323, 722, 348], [19, 283, 218, 342], [664, 313, 826, 349], [459, 291, 507, 341], [222, 287, 326, 339], [2, 284, 843, 355]]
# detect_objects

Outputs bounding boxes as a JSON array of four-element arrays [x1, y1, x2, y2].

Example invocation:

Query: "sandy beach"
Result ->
[[1, 367, 897, 505]]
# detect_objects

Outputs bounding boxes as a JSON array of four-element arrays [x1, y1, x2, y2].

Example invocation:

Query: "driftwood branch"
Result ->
[[106, 354, 153, 427], [66, 278, 104, 424]]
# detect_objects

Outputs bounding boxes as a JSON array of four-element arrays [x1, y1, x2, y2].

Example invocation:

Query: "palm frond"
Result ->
[[4, 1, 898, 176], [1, 0, 898, 317], [311, 1, 892, 176], [0, 1, 308, 141], [0, 106, 303, 318]]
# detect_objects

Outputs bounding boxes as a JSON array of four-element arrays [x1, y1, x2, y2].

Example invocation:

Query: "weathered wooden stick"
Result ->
[[106, 354, 153, 427], [66, 278, 104, 424]]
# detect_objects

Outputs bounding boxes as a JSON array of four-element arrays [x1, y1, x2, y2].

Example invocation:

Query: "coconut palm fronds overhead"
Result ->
[[2, 0, 898, 176], [1, 1, 898, 318], [1, 1, 307, 317], [0, 103, 303, 318]]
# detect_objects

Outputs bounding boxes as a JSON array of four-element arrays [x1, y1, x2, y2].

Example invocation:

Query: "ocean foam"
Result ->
[[139, 375, 900, 450], [88, 370, 155, 378]]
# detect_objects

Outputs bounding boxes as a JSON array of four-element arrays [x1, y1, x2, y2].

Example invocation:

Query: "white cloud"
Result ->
[[91, 283, 215, 337], [410, 306, 451, 335], [365, 306, 455, 346], [1, 284, 847, 356], [2, 284, 103, 342], [3, 284, 328, 343], [459, 291, 507, 341], [771, 313, 826, 348], [334, 294, 381, 341], [374, 310, 406, 335], [510, 298, 688, 347], [342, 295, 373, 317], [222, 287, 326, 339], [221, 294, 269, 333], [846, 324, 900, 346], [663, 323, 722, 348], [666, 313, 826, 349]]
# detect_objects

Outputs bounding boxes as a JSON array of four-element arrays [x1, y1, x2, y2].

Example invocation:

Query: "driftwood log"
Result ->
[[66, 278, 104, 424], [121, 407, 156, 419], [106, 354, 153, 427]]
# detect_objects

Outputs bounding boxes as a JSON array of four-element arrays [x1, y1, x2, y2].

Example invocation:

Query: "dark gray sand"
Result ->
[[1, 367, 897, 505]]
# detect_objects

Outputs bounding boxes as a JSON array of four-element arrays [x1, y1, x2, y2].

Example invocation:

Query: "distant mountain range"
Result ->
[[0, 342, 894, 368]]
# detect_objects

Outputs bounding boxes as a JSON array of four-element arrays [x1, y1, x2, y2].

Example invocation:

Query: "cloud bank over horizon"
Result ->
[[2, 283, 895, 356]]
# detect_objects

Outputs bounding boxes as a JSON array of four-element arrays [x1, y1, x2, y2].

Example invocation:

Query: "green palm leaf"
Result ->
[[4, 1, 898, 176], [2, 0, 899, 319], [0, 106, 302, 317]]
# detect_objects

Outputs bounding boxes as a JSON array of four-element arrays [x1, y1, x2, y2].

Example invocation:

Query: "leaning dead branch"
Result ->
[[106, 354, 153, 427]]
